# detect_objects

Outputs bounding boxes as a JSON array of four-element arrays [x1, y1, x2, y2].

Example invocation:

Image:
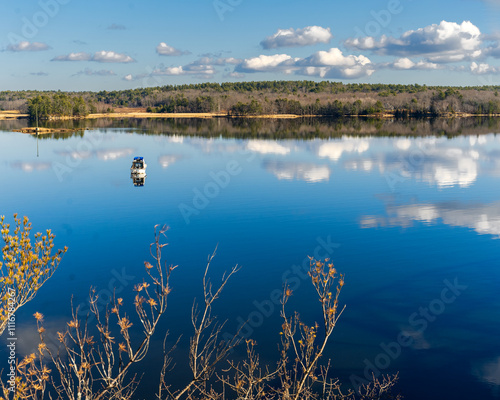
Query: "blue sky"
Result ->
[[1, 0, 500, 91]]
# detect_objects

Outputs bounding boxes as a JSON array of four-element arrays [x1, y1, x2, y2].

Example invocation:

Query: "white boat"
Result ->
[[130, 157, 147, 174]]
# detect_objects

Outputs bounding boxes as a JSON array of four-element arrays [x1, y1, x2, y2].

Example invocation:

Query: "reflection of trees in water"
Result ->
[[36, 130, 86, 140], [1, 116, 500, 140], [0, 119, 27, 131], [89, 116, 500, 138]]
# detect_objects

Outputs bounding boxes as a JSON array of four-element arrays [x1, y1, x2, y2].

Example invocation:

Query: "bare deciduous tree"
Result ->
[[1, 227, 401, 400], [0, 214, 67, 336]]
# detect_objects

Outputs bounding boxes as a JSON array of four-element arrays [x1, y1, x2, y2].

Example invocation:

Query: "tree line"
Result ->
[[2, 81, 500, 119], [27, 93, 94, 120]]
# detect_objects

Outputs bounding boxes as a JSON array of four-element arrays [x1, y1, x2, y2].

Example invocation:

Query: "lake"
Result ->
[[1, 117, 500, 399]]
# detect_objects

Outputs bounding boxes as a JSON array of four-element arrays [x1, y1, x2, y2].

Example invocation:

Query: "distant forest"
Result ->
[[2, 81, 500, 119]]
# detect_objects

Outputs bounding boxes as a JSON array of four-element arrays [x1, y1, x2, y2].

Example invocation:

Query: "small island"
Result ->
[[12, 127, 87, 135]]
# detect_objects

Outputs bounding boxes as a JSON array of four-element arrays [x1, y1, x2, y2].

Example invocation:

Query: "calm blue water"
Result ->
[[1, 121, 500, 399]]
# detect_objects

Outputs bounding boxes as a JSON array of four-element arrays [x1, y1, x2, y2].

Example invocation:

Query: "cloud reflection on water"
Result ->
[[472, 356, 500, 387], [318, 138, 370, 161], [55, 147, 134, 161], [263, 160, 330, 182], [10, 161, 52, 172], [361, 201, 500, 238], [158, 155, 181, 168], [167, 134, 500, 188], [247, 140, 291, 155], [95, 148, 133, 161], [342, 143, 480, 188]]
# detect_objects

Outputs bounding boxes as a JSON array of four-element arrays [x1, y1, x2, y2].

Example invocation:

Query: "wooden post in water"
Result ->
[[35, 103, 40, 135], [36, 103, 39, 157]]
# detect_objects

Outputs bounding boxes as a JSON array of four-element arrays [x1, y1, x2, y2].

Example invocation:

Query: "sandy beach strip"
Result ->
[[3, 109, 499, 122], [1, 109, 306, 120], [0, 111, 28, 120]]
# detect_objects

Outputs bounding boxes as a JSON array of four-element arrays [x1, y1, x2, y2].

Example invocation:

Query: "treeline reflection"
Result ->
[[2, 116, 500, 140]]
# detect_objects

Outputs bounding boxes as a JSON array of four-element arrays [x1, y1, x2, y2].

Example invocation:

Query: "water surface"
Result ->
[[1, 118, 500, 399]]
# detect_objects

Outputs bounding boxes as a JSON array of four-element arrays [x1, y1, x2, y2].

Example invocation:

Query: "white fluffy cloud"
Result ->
[[345, 20, 482, 62], [298, 48, 375, 78], [300, 65, 374, 79], [6, 41, 50, 52], [52, 51, 135, 63], [153, 66, 186, 75], [237, 54, 297, 73], [260, 26, 333, 49], [123, 57, 231, 81], [392, 58, 441, 70], [236, 48, 374, 79], [151, 62, 216, 77], [156, 42, 190, 56], [52, 52, 91, 61], [470, 61, 499, 74], [303, 48, 371, 67], [92, 51, 135, 63]]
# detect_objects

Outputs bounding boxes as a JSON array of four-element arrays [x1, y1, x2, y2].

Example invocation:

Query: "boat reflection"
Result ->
[[130, 172, 147, 187], [130, 157, 147, 187]]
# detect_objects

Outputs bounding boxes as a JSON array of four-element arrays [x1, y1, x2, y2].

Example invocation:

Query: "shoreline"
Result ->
[[84, 112, 309, 119], [3, 110, 500, 122], [13, 127, 88, 135], [0, 111, 28, 120]]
